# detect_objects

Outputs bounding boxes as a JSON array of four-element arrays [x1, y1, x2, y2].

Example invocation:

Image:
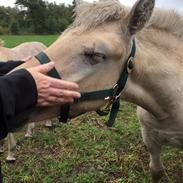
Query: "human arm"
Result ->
[[0, 56, 32, 75], [0, 69, 37, 139], [0, 61, 24, 75], [0, 62, 80, 139]]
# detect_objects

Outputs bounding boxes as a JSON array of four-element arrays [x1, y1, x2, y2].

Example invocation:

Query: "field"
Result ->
[[0, 35, 58, 47], [0, 35, 183, 183]]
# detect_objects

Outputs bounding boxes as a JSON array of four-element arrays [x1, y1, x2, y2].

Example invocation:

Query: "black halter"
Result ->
[[35, 39, 136, 127]]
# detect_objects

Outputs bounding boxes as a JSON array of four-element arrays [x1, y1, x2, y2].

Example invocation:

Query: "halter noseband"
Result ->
[[35, 39, 136, 127]]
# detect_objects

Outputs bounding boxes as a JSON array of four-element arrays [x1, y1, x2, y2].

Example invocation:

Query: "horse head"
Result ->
[[18, 0, 155, 122]]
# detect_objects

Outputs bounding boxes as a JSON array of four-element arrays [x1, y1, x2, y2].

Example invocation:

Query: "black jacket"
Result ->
[[0, 61, 37, 140]]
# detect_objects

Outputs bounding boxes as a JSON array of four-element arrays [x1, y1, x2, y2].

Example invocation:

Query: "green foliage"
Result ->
[[46, 17, 58, 34], [0, 35, 58, 47], [0, 26, 10, 35], [10, 21, 20, 34], [0, 1, 74, 35], [58, 17, 70, 32], [0, 6, 19, 28]]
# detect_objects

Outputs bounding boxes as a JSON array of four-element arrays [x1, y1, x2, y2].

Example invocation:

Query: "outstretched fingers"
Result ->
[[48, 76, 79, 90], [36, 76, 81, 106], [27, 63, 81, 107], [48, 88, 81, 99], [38, 97, 74, 106]]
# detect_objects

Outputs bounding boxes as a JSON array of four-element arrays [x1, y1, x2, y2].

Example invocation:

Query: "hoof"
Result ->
[[150, 168, 164, 183], [25, 133, 33, 138], [45, 121, 53, 128], [45, 125, 53, 130], [6, 159, 16, 164], [45, 124, 53, 128], [45, 125, 53, 128], [0, 148, 4, 153]]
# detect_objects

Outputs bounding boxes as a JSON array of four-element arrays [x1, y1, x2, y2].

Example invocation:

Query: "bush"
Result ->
[[58, 18, 70, 32], [0, 26, 10, 35], [10, 21, 20, 34], [46, 17, 58, 34]]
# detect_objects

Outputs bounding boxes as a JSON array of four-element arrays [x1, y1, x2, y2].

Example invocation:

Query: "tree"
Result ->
[[46, 16, 57, 34], [10, 21, 19, 34], [0, 6, 19, 28], [15, 0, 47, 34], [0, 1, 75, 35]]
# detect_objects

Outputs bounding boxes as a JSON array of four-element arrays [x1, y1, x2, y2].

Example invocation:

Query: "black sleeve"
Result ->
[[0, 60, 24, 76], [0, 69, 37, 139]]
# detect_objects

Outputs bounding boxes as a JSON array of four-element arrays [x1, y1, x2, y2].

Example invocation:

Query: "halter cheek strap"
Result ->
[[35, 52, 70, 123], [35, 39, 136, 127], [75, 39, 136, 127], [35, 52, 60, 79]]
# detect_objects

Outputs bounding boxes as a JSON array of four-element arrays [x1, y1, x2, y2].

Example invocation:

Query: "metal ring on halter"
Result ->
[[127, 56, 134, 73]]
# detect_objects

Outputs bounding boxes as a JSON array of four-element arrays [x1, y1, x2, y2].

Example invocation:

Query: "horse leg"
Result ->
[[141, 126, 164, 183], [6, 133, 17, 163], [45, 120, 53, 128], [25, 123, 35, 138], [0, 139, 4, 153], [137, 108, 164, 183]]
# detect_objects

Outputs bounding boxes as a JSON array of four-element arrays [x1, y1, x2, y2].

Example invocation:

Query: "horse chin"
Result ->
[[69, 111, 86, 119], [69, 100, 106, 118], [26, 105, 87, 123], [69, 105, 87, 118], [27, 106, 60, 123], [25, 101, 105, 123]]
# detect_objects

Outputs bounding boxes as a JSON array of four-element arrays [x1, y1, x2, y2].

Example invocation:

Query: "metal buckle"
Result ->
[[115, 91, 122, 101], [127, 56, 134, 73], [113, 84, 119, 90], [113, 84, 121, 101], [104, 84, 119, 101], [104, 84, 121, 103], [104, 96, 110, 100]]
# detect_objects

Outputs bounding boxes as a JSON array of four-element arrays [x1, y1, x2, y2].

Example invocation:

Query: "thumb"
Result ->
[[34, 62, 55, 74]]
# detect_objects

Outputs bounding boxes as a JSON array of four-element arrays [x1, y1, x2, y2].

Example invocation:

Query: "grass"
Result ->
[[0, 35, 183, 183], [0, 35, 58, 47]]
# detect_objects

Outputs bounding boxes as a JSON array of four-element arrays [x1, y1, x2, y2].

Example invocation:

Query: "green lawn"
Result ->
[[0, 35, 183, 183], [0, 35, 58, 47]]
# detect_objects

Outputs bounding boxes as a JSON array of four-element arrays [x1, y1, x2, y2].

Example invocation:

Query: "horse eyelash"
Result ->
[[94, 52, 106, 60], [84, 51, 94, 58], [84, 51, 106, 60]]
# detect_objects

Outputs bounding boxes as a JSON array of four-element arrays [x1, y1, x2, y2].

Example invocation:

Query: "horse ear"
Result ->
[[127, 0, 155, 35]]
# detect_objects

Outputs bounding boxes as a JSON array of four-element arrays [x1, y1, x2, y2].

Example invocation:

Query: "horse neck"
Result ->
[[123, 28, 183, 120], [0, 47, 16, 60]]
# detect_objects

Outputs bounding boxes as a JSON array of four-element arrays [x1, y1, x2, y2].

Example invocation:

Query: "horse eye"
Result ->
[[94, 52, 106, 60], [84, 50, 106, 65], [84, 50, 94, 58]]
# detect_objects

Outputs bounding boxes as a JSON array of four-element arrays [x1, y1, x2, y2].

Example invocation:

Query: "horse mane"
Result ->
[[148, 9, 183, 39], [69, 0, 125, 31], [69, 0, 183, 39]]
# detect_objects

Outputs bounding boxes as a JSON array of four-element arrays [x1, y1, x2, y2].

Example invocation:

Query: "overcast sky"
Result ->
[[0, 0, 183, 13]]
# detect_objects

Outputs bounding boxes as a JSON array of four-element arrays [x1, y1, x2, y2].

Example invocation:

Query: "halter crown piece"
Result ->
[[35, 39, 136, 127]]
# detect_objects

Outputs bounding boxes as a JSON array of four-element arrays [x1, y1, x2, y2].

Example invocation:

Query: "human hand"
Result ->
[[27, 62, 81, 106]]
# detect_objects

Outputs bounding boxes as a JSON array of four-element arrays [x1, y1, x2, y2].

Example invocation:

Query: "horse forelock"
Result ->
[[65, 0, 183, 40], [68, 0, 126, 32]]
